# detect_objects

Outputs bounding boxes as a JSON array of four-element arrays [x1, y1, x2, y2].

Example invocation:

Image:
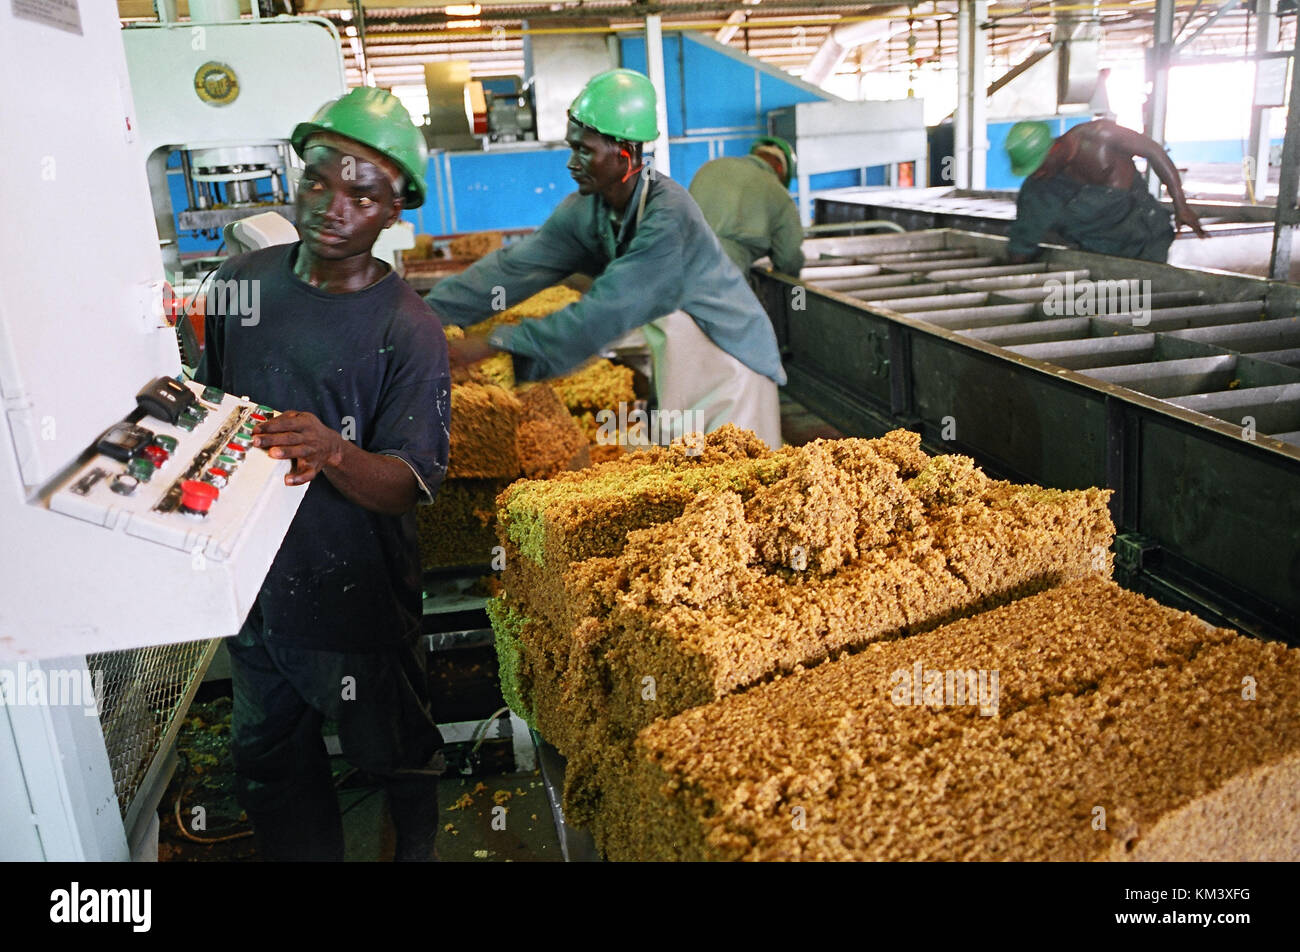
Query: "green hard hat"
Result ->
[[1005, 120, 1054, 177], [291, 87, 428, 208], [567, 69, 659, 143], [751, 135, 796, 187]]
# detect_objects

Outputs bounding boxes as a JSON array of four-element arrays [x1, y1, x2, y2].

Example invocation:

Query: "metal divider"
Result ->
[[794, 236, 1300, 446]]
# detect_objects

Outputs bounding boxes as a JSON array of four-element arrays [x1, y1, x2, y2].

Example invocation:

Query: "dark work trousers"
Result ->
[[227, 604, 444, 862]]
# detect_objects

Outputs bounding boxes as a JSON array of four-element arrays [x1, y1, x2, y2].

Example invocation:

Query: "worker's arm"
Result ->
[[252, 412, 418, 514], [484, 194, 689, 380], [427, 196, 596, 326], [768, 189, 806, 276], [448, 333, 496, 379], [1106, 123, 1208, 238]]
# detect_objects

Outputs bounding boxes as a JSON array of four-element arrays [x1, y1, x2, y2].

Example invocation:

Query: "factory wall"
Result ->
[[413, 146, 572, 235], [1165, 137, 1285, 164], [619, 33, 888, 197]]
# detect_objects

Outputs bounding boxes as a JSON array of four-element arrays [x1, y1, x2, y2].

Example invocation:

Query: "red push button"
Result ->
[[180, 479, 219, 513], [225, 441, 247, 457], [249, 412, 267, 423], [143, 444, 169, 467]]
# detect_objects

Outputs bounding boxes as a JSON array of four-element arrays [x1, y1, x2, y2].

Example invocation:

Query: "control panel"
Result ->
[[49, 380, 293, 563]]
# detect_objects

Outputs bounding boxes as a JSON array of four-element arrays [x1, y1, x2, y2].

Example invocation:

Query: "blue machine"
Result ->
[[412, 32, 862, 235]]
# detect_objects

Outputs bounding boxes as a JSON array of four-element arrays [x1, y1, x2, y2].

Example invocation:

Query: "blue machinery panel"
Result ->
[[409, 146, 572, 236], [414, 31, 846, 234]]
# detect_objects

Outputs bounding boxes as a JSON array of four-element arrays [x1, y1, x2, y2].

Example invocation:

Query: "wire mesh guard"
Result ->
[[86, 640, 213, 817]]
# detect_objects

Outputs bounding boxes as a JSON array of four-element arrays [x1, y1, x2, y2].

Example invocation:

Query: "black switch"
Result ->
[[95, 422, 155, 462], [136, 376, 195, 424]]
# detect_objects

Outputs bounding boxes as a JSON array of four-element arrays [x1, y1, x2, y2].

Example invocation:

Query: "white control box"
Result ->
[[0, 377, 307, 659], [49, 382, 299, 564], [0, 4, 307, 661]]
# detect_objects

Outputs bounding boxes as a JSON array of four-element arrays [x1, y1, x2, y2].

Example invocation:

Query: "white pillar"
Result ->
[[644, 14, 672, 177], [1247, 0, 1281, 199], [955, 0, 988, 190], [1147, 0, 1175, 197]]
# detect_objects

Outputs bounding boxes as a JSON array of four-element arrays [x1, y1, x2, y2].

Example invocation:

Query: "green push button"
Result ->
[[153, 434, 179, 453], [128, 457, 155, 482]]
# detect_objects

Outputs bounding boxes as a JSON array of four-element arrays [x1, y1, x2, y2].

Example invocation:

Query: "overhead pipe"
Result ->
[[801, 7, 912, 88]]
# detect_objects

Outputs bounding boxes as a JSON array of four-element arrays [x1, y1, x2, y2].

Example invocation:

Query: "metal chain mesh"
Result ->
[[86, 640, 214, 817]]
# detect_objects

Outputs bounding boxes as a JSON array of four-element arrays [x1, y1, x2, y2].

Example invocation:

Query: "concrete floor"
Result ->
[[338, 767, 563, 863], [158, 694, 565, 862]]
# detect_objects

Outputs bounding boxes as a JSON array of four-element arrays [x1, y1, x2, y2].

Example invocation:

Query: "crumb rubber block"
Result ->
[[609, 577, 1300, 861], [489, 428, 1115, 835], [448, 383, 521, 479], [515, 384, 591, 479], [417, 479, 510, 569]]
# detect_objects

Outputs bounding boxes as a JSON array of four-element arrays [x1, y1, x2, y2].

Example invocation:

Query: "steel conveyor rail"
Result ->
[[754, 229, 1300, 643]]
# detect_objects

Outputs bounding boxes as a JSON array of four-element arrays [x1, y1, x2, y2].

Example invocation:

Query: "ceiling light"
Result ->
[[445, 4, 482, 15]]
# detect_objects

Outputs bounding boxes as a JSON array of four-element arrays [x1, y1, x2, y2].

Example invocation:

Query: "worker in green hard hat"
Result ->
[[196, 86, 450, 862], [429, 68, 787, 450], [1005, 118, 1206, 264], [689, 135, 805, 276]]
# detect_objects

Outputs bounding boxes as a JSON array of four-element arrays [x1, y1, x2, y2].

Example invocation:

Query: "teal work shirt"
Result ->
[[689, 154, 806, 276], [426, 169, 787, 385]]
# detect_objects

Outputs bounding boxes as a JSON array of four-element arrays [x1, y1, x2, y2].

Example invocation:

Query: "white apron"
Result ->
[[604, 310, 783, 450]]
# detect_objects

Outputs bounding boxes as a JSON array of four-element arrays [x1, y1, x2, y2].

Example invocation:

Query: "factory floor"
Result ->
[[158, 693, 563, 863], [338, 766, 563, 863]]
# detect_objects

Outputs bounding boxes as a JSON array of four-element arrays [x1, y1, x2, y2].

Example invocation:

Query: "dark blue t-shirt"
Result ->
[[196, 243, 450, 651]]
